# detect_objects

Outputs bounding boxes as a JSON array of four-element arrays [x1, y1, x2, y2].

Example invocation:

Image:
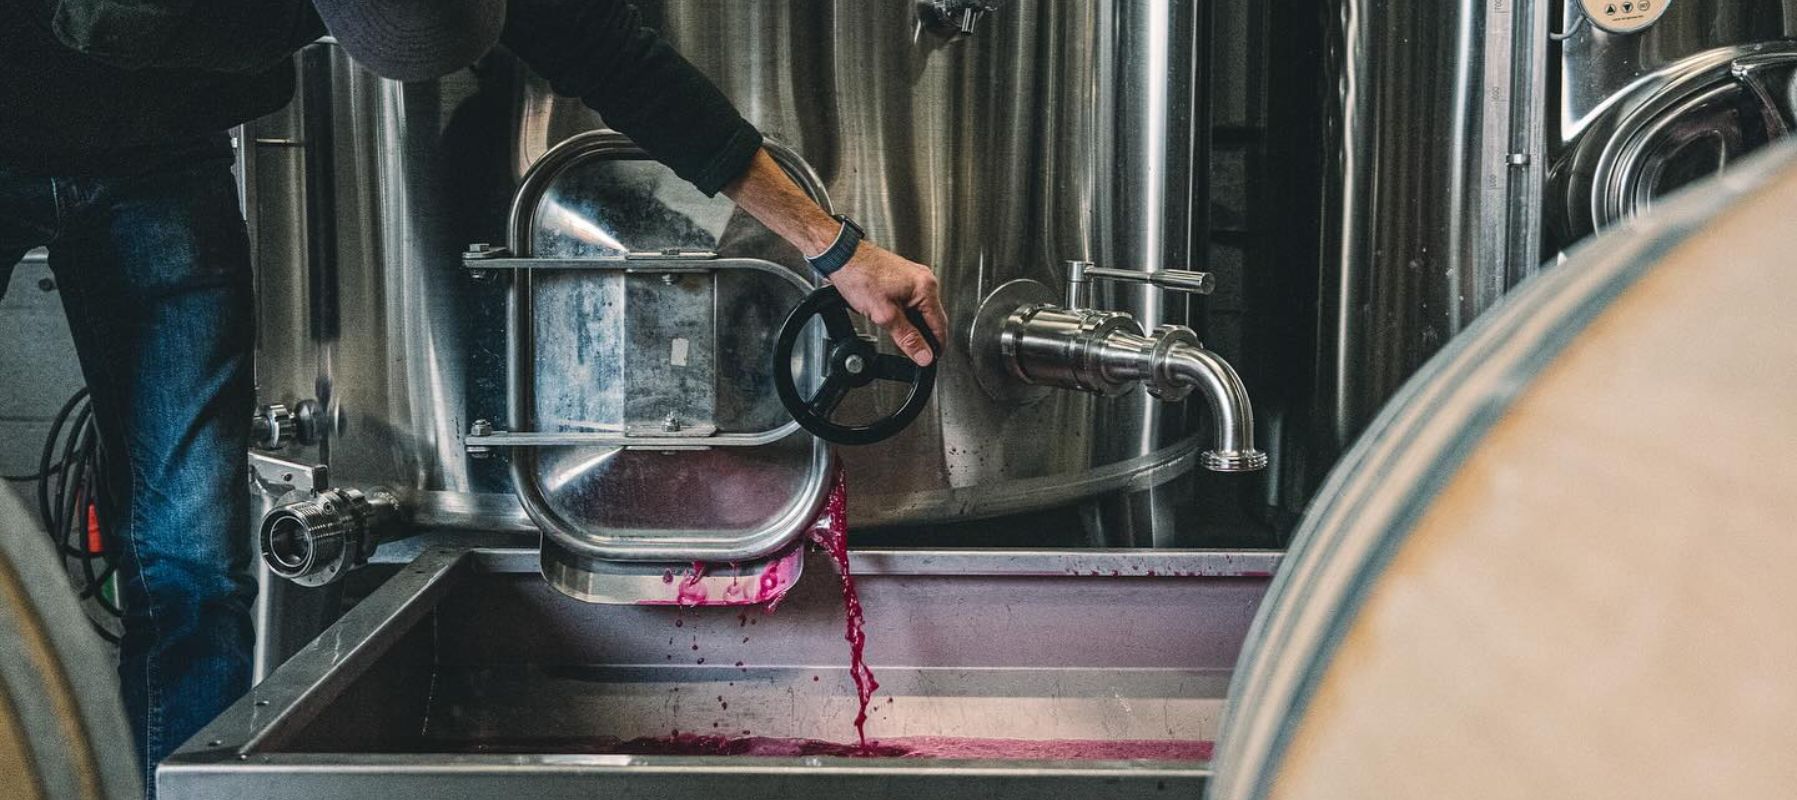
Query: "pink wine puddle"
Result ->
[[455, 735, 1212, 761], [807, 467, 879, 750]]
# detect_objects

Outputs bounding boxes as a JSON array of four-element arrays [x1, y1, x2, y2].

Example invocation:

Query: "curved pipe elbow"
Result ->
[[1157, 343, 1268, 473]]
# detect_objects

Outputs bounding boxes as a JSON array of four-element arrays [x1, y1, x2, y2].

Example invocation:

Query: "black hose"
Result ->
[[36, 387, 88, 527], [25, 387, 121, 641]]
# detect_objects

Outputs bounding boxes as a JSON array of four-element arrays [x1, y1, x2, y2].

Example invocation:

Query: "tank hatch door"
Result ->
[[473, 130, 835, 604], [1552, 44, 1797, 246]]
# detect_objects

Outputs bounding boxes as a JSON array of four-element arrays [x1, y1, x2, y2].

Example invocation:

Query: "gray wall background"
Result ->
[[1, 251, 87, 478]]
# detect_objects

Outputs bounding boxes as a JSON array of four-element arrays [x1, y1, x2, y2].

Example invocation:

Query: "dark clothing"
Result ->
[[1, 0, 311, 176], [500, 0, 765, 197], [2, 0, 761, 194], [0, 157, 257, 796]]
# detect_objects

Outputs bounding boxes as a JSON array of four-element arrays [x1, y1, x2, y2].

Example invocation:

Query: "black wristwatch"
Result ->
[[806, 214, 864, 276]]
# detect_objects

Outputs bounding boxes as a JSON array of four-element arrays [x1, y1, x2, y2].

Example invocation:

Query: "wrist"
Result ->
[[805, 214, 865, 277], [800, 213, 844, 258]]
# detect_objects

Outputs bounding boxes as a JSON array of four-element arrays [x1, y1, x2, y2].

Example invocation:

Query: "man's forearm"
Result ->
[[721, 148, 841, 257], [722, 146, 949, 366]]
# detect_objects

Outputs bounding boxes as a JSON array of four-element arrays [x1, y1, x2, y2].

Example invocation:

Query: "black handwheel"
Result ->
[[773, 285, 939, 446]]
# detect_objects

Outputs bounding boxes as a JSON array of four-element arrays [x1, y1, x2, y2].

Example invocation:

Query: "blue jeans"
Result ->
[[0, 155, 256, 794]]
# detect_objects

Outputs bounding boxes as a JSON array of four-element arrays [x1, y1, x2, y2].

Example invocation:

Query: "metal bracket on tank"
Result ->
[[249, 451, 326, 497], [921, 0, 1005, 37], [461, 246, 726, 273]]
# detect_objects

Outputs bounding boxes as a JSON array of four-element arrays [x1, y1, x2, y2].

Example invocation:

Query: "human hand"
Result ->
[[717, 149, 950, 365], [829, 243, 950, 366]]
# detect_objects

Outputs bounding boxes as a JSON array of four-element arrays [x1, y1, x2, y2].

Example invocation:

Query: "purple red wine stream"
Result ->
[[807, 467, 879, 749]]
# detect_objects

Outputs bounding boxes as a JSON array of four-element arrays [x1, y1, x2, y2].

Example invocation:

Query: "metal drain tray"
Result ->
[[161, 545, 1277, 799]]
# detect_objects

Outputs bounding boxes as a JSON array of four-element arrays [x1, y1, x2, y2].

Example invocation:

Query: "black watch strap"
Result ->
[[806, 214, 864, 276]]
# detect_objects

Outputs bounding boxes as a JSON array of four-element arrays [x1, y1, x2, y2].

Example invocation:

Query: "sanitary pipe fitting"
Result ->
[[1156, 337, 1269, 473], [1000, 304, 1148, 396], [251, 399, 323, 451], [251, 404, 294, 450], [259, 487, 402, 587], [1000, 304, 1268, 473]]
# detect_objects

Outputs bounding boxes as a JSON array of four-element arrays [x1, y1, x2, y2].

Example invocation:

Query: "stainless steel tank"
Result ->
[[1311, 0, 1551, 464], [1281, 0, 1797, 522], [515, 0, 1220, 531], [239, 43, 534, 657], [245, 43, 840, 604], [243, 43, 528, 532], [248, 2, 1243, 545], [1546, 1, 1797, 251]]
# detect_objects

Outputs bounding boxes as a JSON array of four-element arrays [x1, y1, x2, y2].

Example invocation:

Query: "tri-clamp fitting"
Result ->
[[260, 486, 402, 587], [251, 399, 323, 451]]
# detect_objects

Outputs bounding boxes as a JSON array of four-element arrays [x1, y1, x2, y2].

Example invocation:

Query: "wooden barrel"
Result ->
[[0, 486, 138, 800], [1209, 142, 1797, 800]]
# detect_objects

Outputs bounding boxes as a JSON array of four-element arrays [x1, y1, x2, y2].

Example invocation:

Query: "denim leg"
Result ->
[[47, 156, 257, 795]]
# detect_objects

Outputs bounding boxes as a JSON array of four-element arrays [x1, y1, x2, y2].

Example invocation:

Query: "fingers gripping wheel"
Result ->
[[773, 285, 939, 446]]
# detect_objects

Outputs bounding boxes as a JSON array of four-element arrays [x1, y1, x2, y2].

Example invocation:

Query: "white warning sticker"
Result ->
[[670, 337, 690, 367]]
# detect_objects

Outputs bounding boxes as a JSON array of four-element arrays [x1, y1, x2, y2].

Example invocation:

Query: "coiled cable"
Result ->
[[4, 387, 123, 642]]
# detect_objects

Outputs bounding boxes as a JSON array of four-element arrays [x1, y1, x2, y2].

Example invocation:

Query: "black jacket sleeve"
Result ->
[[501, 0, 763, 196]]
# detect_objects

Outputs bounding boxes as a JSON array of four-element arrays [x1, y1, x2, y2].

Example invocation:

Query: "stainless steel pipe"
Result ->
[[1001, 304, 1266, 473], [1157, 344, 1266, 473]]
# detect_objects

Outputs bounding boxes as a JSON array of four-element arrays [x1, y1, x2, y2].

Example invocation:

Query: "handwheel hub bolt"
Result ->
[[844, 355, 866, 375]]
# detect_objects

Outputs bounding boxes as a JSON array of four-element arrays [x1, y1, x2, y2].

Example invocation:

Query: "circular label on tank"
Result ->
[[1580, 0, 1669, 34]]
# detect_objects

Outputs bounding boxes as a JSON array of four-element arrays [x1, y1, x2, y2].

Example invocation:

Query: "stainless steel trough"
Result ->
[[160, 546, 1276, 799]]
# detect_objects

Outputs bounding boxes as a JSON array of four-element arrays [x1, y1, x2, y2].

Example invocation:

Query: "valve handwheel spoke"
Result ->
[[773, 285, 940, 445], [820, 305, 858, 340], [871, 354, 919, 382], [809, 375, 853, 418]]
